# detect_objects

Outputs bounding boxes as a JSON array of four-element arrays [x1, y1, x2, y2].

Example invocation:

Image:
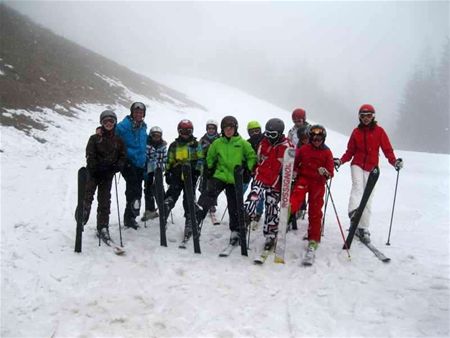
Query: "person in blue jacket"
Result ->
[[115, 102, 148, 229]]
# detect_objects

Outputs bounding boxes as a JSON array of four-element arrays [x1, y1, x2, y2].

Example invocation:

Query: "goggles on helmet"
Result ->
[[310, 127, 324, 135], [264, 130, 279, 139], [132, 102, 145, 111]]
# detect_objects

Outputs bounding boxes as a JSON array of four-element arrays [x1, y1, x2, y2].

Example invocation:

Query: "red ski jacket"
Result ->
[[254, 136, 294, 190], [340, 123, 396, 171], [294, 143, 334, 183]]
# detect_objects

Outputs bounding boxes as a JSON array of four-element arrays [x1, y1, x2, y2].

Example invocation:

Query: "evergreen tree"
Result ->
[[395, 39, 449, 154]]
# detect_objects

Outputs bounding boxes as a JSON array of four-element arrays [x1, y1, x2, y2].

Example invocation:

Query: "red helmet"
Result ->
[[177, 119, 193, 135], [292, 108, 306, 122], [359, 104, 375, 114]]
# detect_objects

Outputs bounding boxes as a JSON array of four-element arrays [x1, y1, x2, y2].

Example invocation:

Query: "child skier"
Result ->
[[334, 104, 403, 244], [244, 118, 294, 251], [290, 125, 334, 265], [287, 108, 311, 148], [245, 120, 265, 224], [163, 119, 204, 243], [195, 116, 257, 248], [141, 126, 168, 221], [199, 119, 220, 224], [80, 110, 126, 242]]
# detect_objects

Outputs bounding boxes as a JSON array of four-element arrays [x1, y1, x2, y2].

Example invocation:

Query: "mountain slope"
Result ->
[[0, 4, 205, 138], [1, 74, 449, 337]]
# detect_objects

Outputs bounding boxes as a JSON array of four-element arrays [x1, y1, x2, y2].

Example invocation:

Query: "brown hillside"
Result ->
[[0, 4, 205, 137]]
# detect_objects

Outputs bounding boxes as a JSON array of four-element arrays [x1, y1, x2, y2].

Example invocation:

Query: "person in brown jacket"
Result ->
[[82, 110, 127, 242]]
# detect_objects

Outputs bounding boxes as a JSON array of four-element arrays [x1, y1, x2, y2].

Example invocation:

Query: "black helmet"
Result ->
[[309, 124, 327, 142], [220, 116, 238, 131], [264, 118, 285, 141], [130, 102, 146, 117], [99, 110, 117, 124]]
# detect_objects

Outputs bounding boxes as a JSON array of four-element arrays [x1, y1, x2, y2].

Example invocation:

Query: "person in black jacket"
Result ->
[[81, 110, 126, 242]]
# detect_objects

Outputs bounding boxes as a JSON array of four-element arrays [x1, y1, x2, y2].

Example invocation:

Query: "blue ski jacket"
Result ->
[[116, 116, 147, 169]]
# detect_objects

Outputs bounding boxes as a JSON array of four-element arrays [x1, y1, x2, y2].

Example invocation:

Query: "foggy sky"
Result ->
[[6, 1, 450, 129]]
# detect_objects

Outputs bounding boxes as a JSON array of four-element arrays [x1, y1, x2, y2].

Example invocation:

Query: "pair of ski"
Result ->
[[154, 164, 202, 253], [75, 167, 125, 256], [253, 241, 314, 266], [343, 166, 390, 263], [220, 147, 297, 262]]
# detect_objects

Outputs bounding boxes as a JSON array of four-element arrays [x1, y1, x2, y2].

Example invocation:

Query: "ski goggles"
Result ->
[[264, 130, 279, 139], [132, 102, 146, 111], [207, 125, 217, 130], [359, 112, 374, 118], [101, 118, 116, 125], [178, 128, 193, 136], [248, 128, 261, 136], [310, 127, 324, 135]]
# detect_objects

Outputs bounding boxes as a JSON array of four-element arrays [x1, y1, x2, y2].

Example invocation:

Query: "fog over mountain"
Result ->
[[6, 1, 449, 135]]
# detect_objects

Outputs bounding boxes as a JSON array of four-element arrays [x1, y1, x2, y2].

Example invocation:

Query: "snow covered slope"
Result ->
[[1, 77, 449, 337]]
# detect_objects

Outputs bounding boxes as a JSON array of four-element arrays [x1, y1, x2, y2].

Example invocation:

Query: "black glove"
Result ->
[[333, 158, 341, 171], [394, 158, 403, 171], [242, 168, 252, 184], [204, 166, 215, 179], [165, 171, 173, 185]]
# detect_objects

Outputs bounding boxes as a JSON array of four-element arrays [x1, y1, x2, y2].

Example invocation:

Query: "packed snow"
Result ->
[[1, 77, 449, 337]]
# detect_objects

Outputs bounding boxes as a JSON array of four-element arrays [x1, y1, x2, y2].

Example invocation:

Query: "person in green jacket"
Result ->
[[195, 115, 257, 247]]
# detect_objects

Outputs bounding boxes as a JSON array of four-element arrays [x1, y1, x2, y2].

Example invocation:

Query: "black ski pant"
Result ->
[[164, 174, 197, 221], [83, 173, 113, 229], [121, 162, 145, 221], [197, 178, 238, 232], [144, 172, 157, 212]]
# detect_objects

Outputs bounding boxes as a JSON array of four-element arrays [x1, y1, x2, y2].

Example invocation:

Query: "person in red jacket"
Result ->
[[244, 118, 294, 250], [334, 104, 403, 243], [290, 125, 334, 262]]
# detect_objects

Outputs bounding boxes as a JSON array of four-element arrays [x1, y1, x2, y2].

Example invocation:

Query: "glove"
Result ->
[[204, 167, 215, 179], [318, 167, 330, 178], [394, 158, 403, 171], [242, 168, 252, 184], [165, 171, 173, 185], [333, 158, 341, 170]]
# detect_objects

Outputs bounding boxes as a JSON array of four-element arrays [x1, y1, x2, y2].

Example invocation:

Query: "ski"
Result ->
[[274, 147, 296, 264], [254, 249, 272, 264], [302, 249, 315, 266], [219, 243, 238, 257], [343, 166, 380, 250], [154, 167, 167, 247], [75, 167, 88, 253], [182, 164, 201, 254], [178, 235, 191, 249], [98, 235, 125, 255], [359, 241, 391, 262], [234, 166, 248, 256]]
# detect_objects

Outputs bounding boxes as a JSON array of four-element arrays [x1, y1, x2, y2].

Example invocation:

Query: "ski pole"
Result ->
[[386, 169, 400, 246], [114, 174, 123, 247], [220, 206, 228, 223], [325, 181, 351, 259], [321, 177, 332, 236]]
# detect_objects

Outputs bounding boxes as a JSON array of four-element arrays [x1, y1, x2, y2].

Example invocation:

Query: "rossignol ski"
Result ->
[[74, 167, 88, 253], [234, 165, 248, 256], [182, 164, 201, 254], [343, 166, 380, 250], [154, 167, 167, 247], [274, 147, 296, 263]]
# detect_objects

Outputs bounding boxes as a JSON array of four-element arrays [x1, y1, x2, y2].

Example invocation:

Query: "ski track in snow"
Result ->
[[1, 78, 449, 337]]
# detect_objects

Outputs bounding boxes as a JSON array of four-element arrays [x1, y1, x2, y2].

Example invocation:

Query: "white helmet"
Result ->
[[150, 126, 163, 135], [206, 119, 219, 130]]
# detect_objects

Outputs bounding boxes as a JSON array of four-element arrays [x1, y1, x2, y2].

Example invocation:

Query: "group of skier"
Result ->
[[77, 101, 403, 264]]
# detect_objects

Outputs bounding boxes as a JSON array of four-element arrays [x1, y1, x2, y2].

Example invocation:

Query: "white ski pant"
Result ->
[[348, 165, 374, 230]]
